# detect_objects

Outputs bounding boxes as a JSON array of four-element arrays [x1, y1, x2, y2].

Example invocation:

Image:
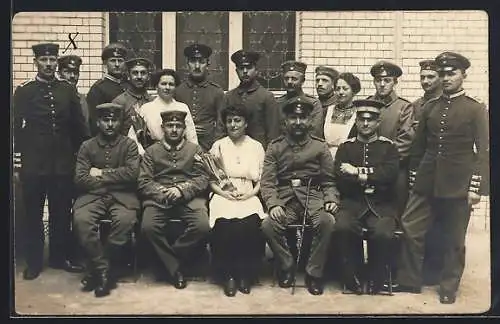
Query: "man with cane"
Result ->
[[261, 96, 339, 296]]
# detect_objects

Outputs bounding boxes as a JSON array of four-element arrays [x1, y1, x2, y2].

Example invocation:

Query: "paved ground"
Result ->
[[12, 226, 490, 316]]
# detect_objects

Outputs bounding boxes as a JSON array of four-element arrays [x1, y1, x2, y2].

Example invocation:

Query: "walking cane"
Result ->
[[291, 178, 313, 295]]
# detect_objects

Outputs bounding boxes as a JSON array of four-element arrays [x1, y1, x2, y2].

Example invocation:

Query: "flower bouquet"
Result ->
[[195, 152, 237, 192]]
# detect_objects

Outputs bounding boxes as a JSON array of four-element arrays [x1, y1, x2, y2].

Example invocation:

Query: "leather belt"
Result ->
[[277, 178, 321, 187]]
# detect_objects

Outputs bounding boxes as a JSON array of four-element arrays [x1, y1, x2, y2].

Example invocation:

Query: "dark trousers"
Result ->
[[141, 198, 210, 277], [20, 174, 74, 271], [261, 198, 335, 278], [210, 214, 265, 281], [335, 201, 396, 285], [73, 197, 137, 273], [14, 174, 27, 264], [396, 165, 410, 220], [397, 192, 471, 293]]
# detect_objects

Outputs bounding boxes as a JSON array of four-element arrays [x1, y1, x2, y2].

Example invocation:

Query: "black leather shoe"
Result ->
[[305, 274, 324, 296], [223, 277, 237, 297], [368, 280, 384, 295], [49, 260, 85, 273], [439, 291, 457, 304], [344, 276, 363, 295], [173, 271, 187, 289], [23, 268, 41, 280], [238, 278, 251, 294], [389, 283, 422, 294], [81, 273, 98, 292], [278, 270, 294, 288], [94, 271, 112, 297]]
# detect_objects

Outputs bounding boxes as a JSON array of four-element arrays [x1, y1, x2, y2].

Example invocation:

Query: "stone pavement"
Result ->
[[12, 226, 490, 316]]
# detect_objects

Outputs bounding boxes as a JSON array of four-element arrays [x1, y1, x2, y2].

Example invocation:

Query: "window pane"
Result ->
[[243, 11, 296, 91], [176, 11, 229, 90], [109, 12, 162, 89]]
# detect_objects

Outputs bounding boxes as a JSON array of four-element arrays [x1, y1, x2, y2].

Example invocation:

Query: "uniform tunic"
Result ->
[[73, 135, 140, 272], [276, 91, 325, 139], [112, 89, 154, 154], [86, 74, 128, 136], [411, 91, 442, 127], [223, 80, 281, 149], [13, 75, 90, 270], [174, 77, 225, 151]]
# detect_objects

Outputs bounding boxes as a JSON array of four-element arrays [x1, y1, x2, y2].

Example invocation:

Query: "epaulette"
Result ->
[[427, 96, 441, 104], [343, 137, 357, 143], [17, 79, 35, 88], [208, 80, 222, 88], [310, 135, 325, 142], [465, 95, 485, 105], [305, 93, 319, 102], [270, 135, 285, 144], [398, 97, 411, 103], [378, 136, 394, 144]]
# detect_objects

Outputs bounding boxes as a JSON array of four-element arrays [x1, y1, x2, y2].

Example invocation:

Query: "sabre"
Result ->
[[291, 177, 312, 295]]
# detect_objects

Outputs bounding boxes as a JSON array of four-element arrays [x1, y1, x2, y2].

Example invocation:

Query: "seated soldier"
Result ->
[[333, 99, 399, 295], [139, 110, 210, 289], [73, 103, 140, 298], [260, 96, 339, 296]]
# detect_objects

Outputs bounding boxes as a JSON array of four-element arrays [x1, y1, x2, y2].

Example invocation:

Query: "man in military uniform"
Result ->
[[57, 54, 90, 135], [139, 110, 210, 289], [412, 59, 444, 286], [112, 58, 154, 155], [223, 49, 280, 149], [277, 61, 324, 138], [412, 59, 443, 123], [13, 43, 90, 280], [73, 103, 140, 297], [260, 97, 339, 296], [361, 60, 416, 218], [334, 99, 400, 295], [394, 52, 489, 304], [86, 43, 129, 136], [315, 65, 339, 122], [174, 43, 225, 151]]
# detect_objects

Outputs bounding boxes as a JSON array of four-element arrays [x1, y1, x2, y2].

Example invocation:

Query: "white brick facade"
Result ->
[[12, 10, 490, 224]]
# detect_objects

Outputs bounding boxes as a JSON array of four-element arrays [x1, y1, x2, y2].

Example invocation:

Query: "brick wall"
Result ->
[[298, 10, 490, 223], [12, 12, 106, 94]]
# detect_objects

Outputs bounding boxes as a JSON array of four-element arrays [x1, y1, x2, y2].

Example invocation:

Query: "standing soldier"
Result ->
[[86, 43, 129, 136], [112, 58, 155, 155], [223, 49, 280, 149], [277, 61, 324, 138], [412, 60, 443, 124], [394, 52, 489, 304], [174, 43, 225, 151], [412, 59, 444, 286], [315, 65, 339, 123], [362, 61, 416, 218], [334, 99, 400, 295], [13, 43, 89, 280], [260, 97, 339, 296], [57, 55, 90, 135]]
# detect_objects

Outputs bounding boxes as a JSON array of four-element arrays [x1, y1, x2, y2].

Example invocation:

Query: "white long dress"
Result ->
[[208, 135, 267, 228], [323, 104, 357, 159]]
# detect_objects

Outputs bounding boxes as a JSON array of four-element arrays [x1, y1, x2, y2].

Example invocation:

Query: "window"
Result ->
[[243, 11, 296, 91], [108, 11, 296, 92]]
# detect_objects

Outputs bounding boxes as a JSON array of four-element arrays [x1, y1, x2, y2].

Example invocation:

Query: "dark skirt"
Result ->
[[209, 213, 265, 281]]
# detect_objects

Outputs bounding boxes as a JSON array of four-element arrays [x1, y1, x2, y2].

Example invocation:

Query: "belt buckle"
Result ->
[[291, 179, 301, 187], [364, 185, 375, 194]]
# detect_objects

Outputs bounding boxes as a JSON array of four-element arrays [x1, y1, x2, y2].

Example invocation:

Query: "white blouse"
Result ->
[[323, 104, 357, 159], [138, 97, 198, 145]]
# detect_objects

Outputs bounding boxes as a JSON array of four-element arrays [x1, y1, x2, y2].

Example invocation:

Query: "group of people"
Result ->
[[13, 40, 489, 305]]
